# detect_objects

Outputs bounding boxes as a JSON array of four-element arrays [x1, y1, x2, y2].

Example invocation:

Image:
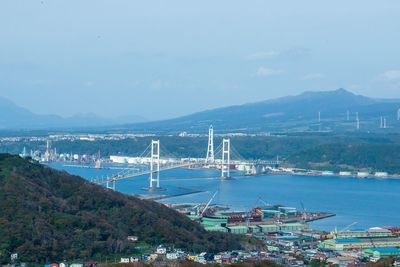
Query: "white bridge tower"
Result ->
[[106, 179, 116, 191], [206, 125, 215, 163], [149, 140, 160, 189], [356, 112, 360, 130], [221, 138, 230, 178]]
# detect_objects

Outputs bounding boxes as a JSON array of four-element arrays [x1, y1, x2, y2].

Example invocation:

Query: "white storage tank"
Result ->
[[357, 172, 369, 178]]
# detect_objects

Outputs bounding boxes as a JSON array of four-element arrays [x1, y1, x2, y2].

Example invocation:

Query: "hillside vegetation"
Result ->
[[289, 143, 400, 173], [2, 132, 400, 173], [0, 154, 251, 264], [3, 133, 400, 173]]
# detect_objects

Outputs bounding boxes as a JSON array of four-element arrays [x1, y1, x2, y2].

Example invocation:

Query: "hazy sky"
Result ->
[[1, 1, 400, 120]]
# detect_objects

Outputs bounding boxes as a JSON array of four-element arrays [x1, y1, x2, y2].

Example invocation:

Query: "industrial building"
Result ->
[[335, 227, 394, 238], [362, 247, 400, 259], [321, 227, 400, 251]]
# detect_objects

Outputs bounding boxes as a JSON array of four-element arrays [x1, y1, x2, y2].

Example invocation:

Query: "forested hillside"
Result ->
[[288, 143, 400, 173], [0, 154, 250, 264], [2, 133, 400, 173]]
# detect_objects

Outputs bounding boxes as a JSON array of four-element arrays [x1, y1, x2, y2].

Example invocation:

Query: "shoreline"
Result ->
[[50, 161, 400, 181], [262, 170, 400, 180]]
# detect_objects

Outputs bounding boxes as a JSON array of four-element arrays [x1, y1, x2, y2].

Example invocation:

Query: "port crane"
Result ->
[[245, 196, 270, 227], [333, 222, 358, 237], [339, 222, 358, 232], [200, 191, 218, 216]]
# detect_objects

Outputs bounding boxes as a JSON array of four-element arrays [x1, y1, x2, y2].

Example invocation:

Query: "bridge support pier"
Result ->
[[107, 179, 115, 190], [149, 140, 160, 189], [221, 138, 230, 178]]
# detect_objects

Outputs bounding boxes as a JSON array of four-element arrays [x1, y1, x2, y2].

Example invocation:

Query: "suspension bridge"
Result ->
[[92, 126, 280, 190]]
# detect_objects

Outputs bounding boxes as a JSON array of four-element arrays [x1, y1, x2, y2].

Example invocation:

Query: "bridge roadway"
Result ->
[[91, 159, 280, 185], [92, 162, 201, 185]]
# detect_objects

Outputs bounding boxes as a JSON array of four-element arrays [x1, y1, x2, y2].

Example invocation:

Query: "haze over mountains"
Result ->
[[1, 89, 400, 132], [0, 97, 146, 130], [127, 89, 400, 132]]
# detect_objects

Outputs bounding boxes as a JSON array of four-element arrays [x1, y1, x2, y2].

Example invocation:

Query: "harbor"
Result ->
[[47, 161, 400, 231], [168, 202, 335, 234]]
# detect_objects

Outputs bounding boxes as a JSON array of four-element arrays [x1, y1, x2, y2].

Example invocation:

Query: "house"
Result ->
[[213, 254, 222, 261], [148, 254, 158, 261], [195, 252, 207, 264], [156, 245, 166, 254], [222, 254, 232, 264], [127, 236, 138, 242], [310, 253, 328, 261], [166, 253, 178, 260], [120, 258, 130, 263], [85, 261, 97, 267], [327, 256, 356, 267], [187, 255, 197, 261], [130, 257, 139, 262]]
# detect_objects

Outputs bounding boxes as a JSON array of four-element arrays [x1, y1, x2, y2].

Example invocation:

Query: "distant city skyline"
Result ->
[[1, 0, 400, 120]]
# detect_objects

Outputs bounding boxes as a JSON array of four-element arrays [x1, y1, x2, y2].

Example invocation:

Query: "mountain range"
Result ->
[[0, 97, 146, 130], [1, 89, 400, 132], [125, 89, 400, 132]]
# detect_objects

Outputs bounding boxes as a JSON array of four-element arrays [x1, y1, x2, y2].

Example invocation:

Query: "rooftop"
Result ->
[[364, 247, 400, 253], [335, 238, 361, 243]]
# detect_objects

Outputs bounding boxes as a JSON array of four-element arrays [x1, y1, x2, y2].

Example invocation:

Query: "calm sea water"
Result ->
[[48, 162, 400, 231]]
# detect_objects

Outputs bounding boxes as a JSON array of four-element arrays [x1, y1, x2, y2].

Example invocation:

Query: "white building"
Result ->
[[374, 172, 388, 178], [120, 258, 130, 263], [156, 246, 167, 254], [357, 172, 369, 178], [127, 236, 138, 241], [166, 253, 178, 260]]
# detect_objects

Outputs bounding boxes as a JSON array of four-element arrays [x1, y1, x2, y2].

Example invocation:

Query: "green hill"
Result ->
[[288, 143, 400, 173], [0, 154, 250, 264]]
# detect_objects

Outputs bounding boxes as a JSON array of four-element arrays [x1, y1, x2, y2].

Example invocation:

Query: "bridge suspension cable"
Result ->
[[91, 125, 281, 191]]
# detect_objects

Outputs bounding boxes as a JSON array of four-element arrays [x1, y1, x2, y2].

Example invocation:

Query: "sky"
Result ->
[[1, 1, 400, 121]]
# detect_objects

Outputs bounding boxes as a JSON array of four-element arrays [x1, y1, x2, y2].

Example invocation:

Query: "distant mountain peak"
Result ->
[[299, 88, 354, 97], [0, 96, 146, 130], [290, 88, 374, 106], [336, 88, 350, 93], [126, 88, 400, 132]]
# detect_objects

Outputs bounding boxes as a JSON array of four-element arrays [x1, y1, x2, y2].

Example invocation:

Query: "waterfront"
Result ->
[[49, 162, 400, 231]]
